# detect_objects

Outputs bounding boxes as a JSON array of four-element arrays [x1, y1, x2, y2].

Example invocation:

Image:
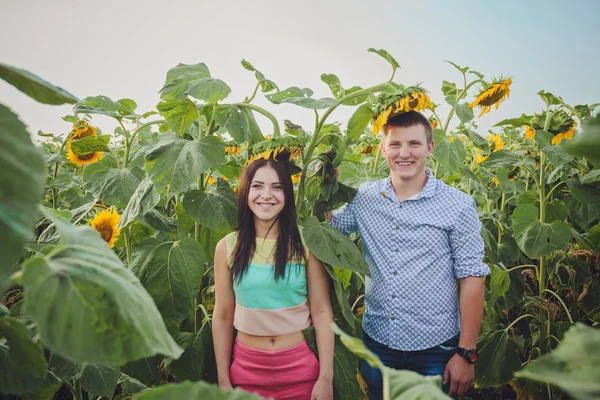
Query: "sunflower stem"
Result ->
[[372, 146, 382, 174], [296, 82, 392, 212], [543, 289, 574, 324], [442, 79, 484, 134], [74, 380, 83, 400], [124, 226, 132, 266], [233, 102, 280, 138], [545, 181, 565, 202], [116, 119, 131, 169], [245, 82, 261, 103]]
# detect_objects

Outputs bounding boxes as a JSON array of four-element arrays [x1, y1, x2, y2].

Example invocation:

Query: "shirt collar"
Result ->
[[382, 168, 437, 200]]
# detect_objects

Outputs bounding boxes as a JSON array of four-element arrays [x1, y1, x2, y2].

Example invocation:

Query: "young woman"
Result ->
[[212, 155, 334, 400]]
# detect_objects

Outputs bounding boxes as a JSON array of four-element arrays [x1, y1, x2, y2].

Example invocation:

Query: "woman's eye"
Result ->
[[272, 185, 283, 190], [251, 184, 262, 189]]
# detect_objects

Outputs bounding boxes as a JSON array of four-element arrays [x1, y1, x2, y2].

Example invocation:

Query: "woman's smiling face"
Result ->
[[248, 165, 285, 223]]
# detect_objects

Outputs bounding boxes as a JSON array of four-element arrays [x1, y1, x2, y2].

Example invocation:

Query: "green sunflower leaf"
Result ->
[[182, 179, 237, 232], [0, 315, 47, 378], [22, 209, 183, 366], [433, 139, 467, 173], [83, 157, 142, 208], [131, 238, 207, 324], [455, 102, 475, 123], [302, 216, 370, 277], [156, 98, 199, 135], [166, 321, 216, 382], [321, 73, 344, 98], [0, 345, 60, 395], [159, 63, 211, 100], [494, 114, 532, 128], [480, 149, 521, 168], [346, 103, 373, 142], [266, 87, 336, 109], [0, 63, 78, 105], [187, 77, 231, 103], [368, 48, 401, 70], [145, 133, 225, 194], [119, 177, 160, 229], [70, 134, 111, 155], [0, 104, 46, 295], [515, 323, 600, 400], [74, 95, 126, 118], [475, 329, 523, 388], [213, 104, 251, 143]]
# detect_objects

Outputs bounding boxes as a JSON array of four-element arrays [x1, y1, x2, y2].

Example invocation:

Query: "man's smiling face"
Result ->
[[381, 124, 434, 182]]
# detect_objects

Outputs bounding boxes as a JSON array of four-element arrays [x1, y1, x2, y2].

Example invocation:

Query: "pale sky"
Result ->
[[1, 0, 599, 140]]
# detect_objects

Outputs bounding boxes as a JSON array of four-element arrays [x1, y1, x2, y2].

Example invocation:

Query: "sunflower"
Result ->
[[225, 145, 241, 155], [469, 77, 512, 117], [492, 177, 500, 185], [291, 173, 301, 184], [66, 120, 103, 166], [90, 207, 120, 248], [371, 86, 433, 135], [360, 145, 377, 154], [429, 117, 439, 130], [207, 176, 217, 185], [488, 134, 504, 152], [508, 166, 521, 181], [525, 126, 535, 140], [475, 151, 488, 165], [528, 110, 577, 145]]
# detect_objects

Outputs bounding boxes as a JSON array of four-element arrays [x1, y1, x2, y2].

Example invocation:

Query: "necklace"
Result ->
[[254, 238, 276, 262]]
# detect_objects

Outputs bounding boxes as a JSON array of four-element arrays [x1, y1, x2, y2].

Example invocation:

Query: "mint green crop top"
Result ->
[[225, 232, 311, 336]]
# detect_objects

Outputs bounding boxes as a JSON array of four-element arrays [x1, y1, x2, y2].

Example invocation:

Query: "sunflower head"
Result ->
[[529, 110, 577, 145], [90, 207, 121, 248], [247, 135, 305, 174], [469, 77, 512, 117], [67, 120, 103, 166], [225, 144, 241, 156], [475, 151, 488, 165], [525, 126, 536, 140], [487, 134, 505, 152], [291, 173, 301, 184], [429, 117, 439, 130], [371, 86, 433, 135], [492, 177, 500, 185]]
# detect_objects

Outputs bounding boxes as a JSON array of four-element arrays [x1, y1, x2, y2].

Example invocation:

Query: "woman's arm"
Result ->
[[307, 251, 335, 398], [212, 238, 236, 388]]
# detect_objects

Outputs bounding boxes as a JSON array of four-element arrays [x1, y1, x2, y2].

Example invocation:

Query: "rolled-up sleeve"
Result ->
[[450, 198, 490, 279], [331, 197, 359, 236]]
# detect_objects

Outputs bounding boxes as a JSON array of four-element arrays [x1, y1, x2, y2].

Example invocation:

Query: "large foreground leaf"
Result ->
[[133, 380, 264, 399], [145, 133, 225, 193], [515, 324, 600, 400], [0, 104, 46, 295], [331, 323, 450, 399], [131, 238, 207, 323], [0, 63, 78, 105], [302, 217, 370, 276], [433, 139, 466, 173], [22, 210, 183, 366]]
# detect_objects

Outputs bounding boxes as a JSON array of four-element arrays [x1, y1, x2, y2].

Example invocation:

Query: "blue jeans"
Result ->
[[360, 331, 459, 399]]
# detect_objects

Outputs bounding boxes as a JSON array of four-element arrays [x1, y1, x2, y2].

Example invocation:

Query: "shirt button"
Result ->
[[399, 204, 403, 209], [391, 317, 396, 321], [392, 294, 396, 299], [394, 249, 399, 252], [393, 271, 398, 275], [395, 226, 400, 230]]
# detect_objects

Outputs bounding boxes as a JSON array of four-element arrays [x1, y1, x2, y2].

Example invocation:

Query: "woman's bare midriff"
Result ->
[[237, 330, 305, 351]]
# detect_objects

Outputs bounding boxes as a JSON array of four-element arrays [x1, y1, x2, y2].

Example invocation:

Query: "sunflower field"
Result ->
[[1, 49, 600, 400]]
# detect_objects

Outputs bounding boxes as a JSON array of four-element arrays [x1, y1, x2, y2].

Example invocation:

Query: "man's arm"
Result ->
[[444, 198, 490, 397]]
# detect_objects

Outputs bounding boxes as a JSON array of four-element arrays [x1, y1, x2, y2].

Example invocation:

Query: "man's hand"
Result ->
[[311, 377, 333, 400], [443, 353, 474, 397]]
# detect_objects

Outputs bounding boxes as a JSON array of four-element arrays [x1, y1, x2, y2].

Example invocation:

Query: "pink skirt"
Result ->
[[230, 338, 320, 400]]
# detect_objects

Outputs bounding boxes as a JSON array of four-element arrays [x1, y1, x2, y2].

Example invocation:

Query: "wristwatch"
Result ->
[[456, 347, 479, 364]]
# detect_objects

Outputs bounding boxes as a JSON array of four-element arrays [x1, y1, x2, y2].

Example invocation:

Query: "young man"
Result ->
[[330, 111, 489, 398]]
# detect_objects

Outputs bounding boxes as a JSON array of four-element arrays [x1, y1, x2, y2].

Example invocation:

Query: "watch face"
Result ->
[[468, 351, 479, 363]]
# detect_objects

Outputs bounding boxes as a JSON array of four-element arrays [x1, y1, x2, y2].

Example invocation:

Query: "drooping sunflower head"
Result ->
[[90, 206, 121, 248], [291, 173, 301, 184], [529, 109, 577, 145], [225, 144, 241, 156], [487, 134, 505, 152], [428, 117, 439, 130], [525, 125, 536, 140], [66, 120, 103, 166], [469, 77, 512, 117], [246, 135, 305, 174], [371, 86, 433, 135]]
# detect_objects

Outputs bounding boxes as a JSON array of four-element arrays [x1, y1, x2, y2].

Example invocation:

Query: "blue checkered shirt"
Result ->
[[331, 171, 489, 351]]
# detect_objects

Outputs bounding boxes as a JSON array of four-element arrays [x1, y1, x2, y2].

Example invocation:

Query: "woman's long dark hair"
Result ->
[[230, 157, 306, 283]]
